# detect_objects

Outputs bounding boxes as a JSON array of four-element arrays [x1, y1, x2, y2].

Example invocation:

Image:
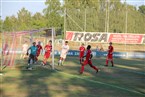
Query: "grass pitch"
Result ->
[[1, 56, 145, 97]]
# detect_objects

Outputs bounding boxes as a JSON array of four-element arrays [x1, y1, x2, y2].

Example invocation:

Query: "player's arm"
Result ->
[[110, 47, 114, 54], [90, 53, 93, 59], [26, 47, 31, 55]]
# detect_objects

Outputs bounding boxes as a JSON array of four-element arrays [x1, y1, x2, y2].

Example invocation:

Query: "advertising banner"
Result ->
[[66, 31, 108, 42], [108, 34, 143, 44], [66, 31, 145, 44]]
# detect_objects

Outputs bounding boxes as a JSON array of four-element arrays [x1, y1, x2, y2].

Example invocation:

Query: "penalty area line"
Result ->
[[55, 70, 145, 96]]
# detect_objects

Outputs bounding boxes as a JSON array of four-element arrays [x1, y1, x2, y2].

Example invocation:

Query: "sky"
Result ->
[[0, 0, 145, 20]]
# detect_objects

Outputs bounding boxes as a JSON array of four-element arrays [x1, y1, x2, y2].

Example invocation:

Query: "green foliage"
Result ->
[[1, 1, 145, 34], [0, 19, 2, 32], [138, 5, 145, 14], [43, 0, 63, 28], [3, 17, 13, 31]]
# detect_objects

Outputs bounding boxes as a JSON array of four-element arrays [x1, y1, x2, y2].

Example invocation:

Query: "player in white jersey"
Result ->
[[58, 41, 69, 66], [21, 41, 29, 59]]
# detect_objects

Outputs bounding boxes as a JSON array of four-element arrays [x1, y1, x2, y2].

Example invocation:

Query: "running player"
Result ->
[[80, 45, 99, 74], [105, 42, 114, 67], [58, 41, 69, 66], [79, 43, 85, 64], [41, 40, 52, 66], [35, 41, 43, 62]]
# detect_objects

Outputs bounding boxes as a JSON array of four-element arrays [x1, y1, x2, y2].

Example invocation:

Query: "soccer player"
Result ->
[[79, 43, 85, 64], [80, 45, 99, 74], [35, 41, 43, 62], [21, 41, 28, 59], [105, 42, 114, 67], [26, 42, 38, 70], [58, 41, 69, 66], [41, 40, 52, 66]]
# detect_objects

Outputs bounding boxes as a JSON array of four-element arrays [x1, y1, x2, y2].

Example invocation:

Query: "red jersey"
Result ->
[[85, 49, 92, 60], [36, 45, 42, 53], [108, 46, 113, 55], [44, 44, 52, 53], [79, 46, 85, 58]]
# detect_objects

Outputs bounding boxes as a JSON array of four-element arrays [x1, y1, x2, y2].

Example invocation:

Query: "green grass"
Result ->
[[1, 55, 145, 97]]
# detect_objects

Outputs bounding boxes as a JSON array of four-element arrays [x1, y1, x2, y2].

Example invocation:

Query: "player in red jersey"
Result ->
[[105, 42, 114, 67], [35, 41, 43, 62], [41, 40, 52, 66], [79, 43, 85, 64], [80, 45, 99, 74]]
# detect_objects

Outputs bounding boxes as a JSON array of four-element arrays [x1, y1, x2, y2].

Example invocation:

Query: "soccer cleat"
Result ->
[[112, 65, 114, 67], [28, 67, 32, 70], [79, 72, 83, 74], [96, 69, 99, 73], [104, 65, 108, 67], [58, 62, 60, 66], [41, 62, 45, 66]]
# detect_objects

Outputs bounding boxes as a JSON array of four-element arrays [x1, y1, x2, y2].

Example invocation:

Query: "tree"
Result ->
[[3, 17, 13, 31], [17, 7, 32, 30], [43, 0, 63, 28], [138, 5, 145, 14], [31, 12, 46, 29], [0, 19, 2, 32]]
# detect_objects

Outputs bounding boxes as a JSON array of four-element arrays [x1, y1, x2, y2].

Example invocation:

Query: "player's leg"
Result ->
[[23, 52, 27, 59], [80, 60, 88, 74], [88, 61, 99, 73], [27, 54, 33, 69], [58, 53, 65, 66], [42, 55, 48, 66], [105, 55, 109, 66], [35, 52, 40, 62], [110, 55, 114, 67], [61, 54, 67, 66], [80, 57, 84, 64]]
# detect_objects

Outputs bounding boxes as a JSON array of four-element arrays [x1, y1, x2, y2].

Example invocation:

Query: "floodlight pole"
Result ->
[[51, 28, 55, 70]]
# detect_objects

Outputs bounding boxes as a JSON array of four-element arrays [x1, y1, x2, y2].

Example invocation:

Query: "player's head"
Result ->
[[87, 45, 91, 50], [49, 40, 52, 44], [65, 41, 68, 45], [82, 43, 84, 46], [24, 41, 27, 43], [33, 42, 36, 46], [109, 42, 112, 45]]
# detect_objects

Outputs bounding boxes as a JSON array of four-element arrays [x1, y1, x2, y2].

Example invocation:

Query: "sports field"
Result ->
[[0, 56, 145, 97]]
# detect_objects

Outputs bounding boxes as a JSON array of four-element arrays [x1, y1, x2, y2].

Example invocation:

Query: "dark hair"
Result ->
[[49, 40, 52, 43], [65, 41, 68, 43], [33, 42, 36, 44], [87, 45, 91, 49]]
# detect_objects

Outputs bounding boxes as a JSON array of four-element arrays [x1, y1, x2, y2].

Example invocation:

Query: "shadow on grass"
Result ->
[[1, 55, 145, 97]]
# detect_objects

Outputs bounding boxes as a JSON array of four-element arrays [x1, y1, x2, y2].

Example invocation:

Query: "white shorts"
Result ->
[[60, 53, 67, 59], [22, 50, 27, 54]]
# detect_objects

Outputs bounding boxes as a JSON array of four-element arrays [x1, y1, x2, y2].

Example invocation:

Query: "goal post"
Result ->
[[51, 28, 55, 70]]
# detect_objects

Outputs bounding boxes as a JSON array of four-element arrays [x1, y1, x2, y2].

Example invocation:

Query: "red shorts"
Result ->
[[44, 53, 50, 59], [36, 52, 40, 57], [79, 52, 84, 58], [107, 54, 113, 60], [83, 60, 92, 65]]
